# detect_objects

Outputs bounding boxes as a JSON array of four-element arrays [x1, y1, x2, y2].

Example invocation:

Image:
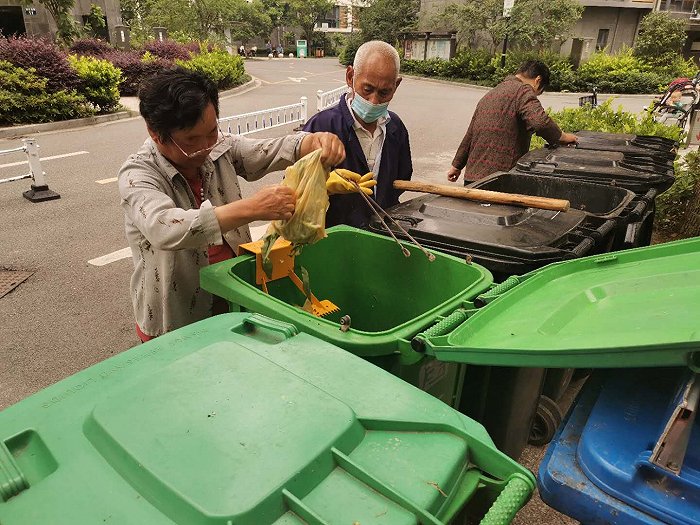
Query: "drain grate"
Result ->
[[0, 270, 34, 299]]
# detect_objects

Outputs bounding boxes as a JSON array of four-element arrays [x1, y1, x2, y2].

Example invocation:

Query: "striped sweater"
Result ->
[[451, 75, 562, 181]]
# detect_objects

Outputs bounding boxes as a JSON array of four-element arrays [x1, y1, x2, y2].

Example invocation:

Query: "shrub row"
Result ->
[[0, 61, 94, 125], [401, 48, 699, 94], [0, 36, 249, 124]]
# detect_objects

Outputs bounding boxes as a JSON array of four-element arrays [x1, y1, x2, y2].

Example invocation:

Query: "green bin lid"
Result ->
[[0, 313, 532, 525], [425, 237, 700, 369]]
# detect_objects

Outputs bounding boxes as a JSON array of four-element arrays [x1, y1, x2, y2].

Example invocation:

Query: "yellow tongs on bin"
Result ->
[[238, 238, 340, 317]]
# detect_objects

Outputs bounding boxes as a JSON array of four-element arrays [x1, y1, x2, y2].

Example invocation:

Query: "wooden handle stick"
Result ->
[[394, 180, 570, 212]]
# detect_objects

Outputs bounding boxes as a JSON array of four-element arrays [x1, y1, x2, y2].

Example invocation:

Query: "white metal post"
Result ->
[[317, 90, 324, 113], [22, 138, 60, 202], [300, 96, 308, 123]]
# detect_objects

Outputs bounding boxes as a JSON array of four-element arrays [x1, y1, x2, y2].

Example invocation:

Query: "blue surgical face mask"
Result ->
[[350, 89, 389, 123]]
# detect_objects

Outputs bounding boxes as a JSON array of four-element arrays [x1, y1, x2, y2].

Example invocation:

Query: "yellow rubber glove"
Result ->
[[326, 169, 377, 196]]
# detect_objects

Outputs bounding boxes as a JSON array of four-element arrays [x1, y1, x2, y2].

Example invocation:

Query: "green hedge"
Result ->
[[176, 50, 247, 90], [68, 54, 122, 112], [0, 61, 94, 125], [530, 98, 683, 150], [655, 150, 700, 236], [400, 47, 699, 94]]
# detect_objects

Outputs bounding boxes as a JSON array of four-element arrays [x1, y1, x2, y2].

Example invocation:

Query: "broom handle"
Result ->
[[394, 180, 570, 212]]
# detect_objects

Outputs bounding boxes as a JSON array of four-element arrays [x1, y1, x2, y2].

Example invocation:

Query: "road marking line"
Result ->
[[288, 77, 308, 83], [96, 177, 118, 184], [0, 150, 89, 169], [88, 247, 132, 267], [89, 224, 270, 267]]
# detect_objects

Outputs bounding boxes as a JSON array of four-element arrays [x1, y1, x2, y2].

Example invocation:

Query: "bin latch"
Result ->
[[649, 373, 700, 475], [238, 239, 340, 318]]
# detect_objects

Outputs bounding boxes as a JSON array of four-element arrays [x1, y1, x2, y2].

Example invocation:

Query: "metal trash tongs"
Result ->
[[350, 180, 436, 262]]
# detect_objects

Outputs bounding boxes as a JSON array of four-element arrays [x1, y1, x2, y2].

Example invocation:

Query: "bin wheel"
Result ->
[[528, 395, 563, 446]]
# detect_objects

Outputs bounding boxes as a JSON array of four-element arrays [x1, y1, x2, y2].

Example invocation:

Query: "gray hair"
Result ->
[[353, 40, 400, 78]]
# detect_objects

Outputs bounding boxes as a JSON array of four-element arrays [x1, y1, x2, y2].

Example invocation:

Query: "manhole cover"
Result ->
[[0, 270, 34, 299]]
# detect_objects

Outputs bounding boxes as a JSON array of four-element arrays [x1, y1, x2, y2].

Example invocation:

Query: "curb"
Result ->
[[0, 110, 138, 140], [400, 73, 657, 98], [0, 78, 261, 141]]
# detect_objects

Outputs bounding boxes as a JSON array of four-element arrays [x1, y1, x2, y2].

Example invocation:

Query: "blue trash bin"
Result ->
[[538, 368, 700, 525]]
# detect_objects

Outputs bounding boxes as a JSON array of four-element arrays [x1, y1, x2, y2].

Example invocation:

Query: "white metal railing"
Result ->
[[218, 97, 308, 135], [317, 85, 348, 112], [0, 138, 60, 202]]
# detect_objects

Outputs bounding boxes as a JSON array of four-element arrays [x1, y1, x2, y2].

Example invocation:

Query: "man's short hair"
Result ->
[[517, 60, 551, 89], [353, 40, 400, 78], [138, 67, 219, 140]]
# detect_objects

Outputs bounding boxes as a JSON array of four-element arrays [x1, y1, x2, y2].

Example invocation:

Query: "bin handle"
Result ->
[[473, 276, 521, 308], [241, 314, 298, 340], [569, 237, 595, 258], [626, 199, 648, 222], [411, 309, 469, 353], [478, 473, 534, 525], [640, 188, 658, 204], [592, 219, 616, 243]]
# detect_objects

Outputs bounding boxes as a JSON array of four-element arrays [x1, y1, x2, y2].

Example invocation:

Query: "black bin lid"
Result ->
[[572, 131, 677, 162], [467, 171, 635, 220], [574, 130, 678, 153], [516, 148, 675, 194], [369, 195, 611, 270]]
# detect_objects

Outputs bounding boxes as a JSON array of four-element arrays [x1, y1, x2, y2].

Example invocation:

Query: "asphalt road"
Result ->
[[0, 56, 653, 524]]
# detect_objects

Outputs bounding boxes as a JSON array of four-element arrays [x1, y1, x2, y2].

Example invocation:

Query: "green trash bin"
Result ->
[[201, 226, 493, 409], [416, 236, 700, 370], [203, 230, 700, 460], [296, 39, 307, 58], [0, 312, 535, 524]]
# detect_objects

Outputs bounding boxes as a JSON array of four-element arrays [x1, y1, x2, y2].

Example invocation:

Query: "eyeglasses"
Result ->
[[170, 129, 225, 159]]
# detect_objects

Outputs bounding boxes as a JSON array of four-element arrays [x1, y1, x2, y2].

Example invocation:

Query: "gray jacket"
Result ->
[[118, 133, 306, 337]]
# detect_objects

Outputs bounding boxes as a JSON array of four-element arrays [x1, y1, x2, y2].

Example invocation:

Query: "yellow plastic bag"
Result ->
[[261, 148, 328, 268]]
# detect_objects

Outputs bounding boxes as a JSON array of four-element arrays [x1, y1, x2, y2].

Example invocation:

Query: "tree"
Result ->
[[83, 3, 106, 38], [634, 12, 688, 66], [143, 0, 271, 43], [225, 0, 273, 43], [429, 0, 504, 52], [22, 0, 81, 44], [261, 0, 291, 43], [287, 0, 334, 43], [357, 0, 420, 44], [507, 0, 583, 51]]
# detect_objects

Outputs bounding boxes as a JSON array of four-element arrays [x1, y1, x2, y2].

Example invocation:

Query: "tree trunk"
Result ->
[[680, 178, 700, 238]]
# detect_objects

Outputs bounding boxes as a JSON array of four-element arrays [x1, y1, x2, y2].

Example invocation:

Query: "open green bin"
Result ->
[[0, 313, 534, 524], [201, 226, 494, 408]]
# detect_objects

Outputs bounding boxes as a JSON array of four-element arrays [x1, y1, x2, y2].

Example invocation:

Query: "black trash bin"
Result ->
[[468, 171, 639, 252], [516, 146, 676, 248], [367, 194, 617, 458], [572, 130, 678, 163], [368, 194, 617, 282]]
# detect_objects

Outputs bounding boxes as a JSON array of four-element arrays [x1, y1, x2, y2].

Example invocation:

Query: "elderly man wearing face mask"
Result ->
[[303, 40, 412, 228]]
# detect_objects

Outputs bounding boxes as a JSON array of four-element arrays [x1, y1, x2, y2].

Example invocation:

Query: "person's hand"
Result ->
[[327, 169, 376, 195], [301, 132, 346, 169], [559, 132, 578, 145], [447, 166, 462, 182], [250, 185, 296, 220]]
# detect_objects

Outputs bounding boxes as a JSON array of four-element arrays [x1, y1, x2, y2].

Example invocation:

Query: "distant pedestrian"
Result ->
[[238, 44, 245, 56], [447, 60, 578, 183]]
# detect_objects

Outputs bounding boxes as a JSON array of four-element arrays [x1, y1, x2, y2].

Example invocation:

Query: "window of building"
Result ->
[[316, 6, 340, 29], [596, 28, 610, 51], [0, 6, 26, 36]]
